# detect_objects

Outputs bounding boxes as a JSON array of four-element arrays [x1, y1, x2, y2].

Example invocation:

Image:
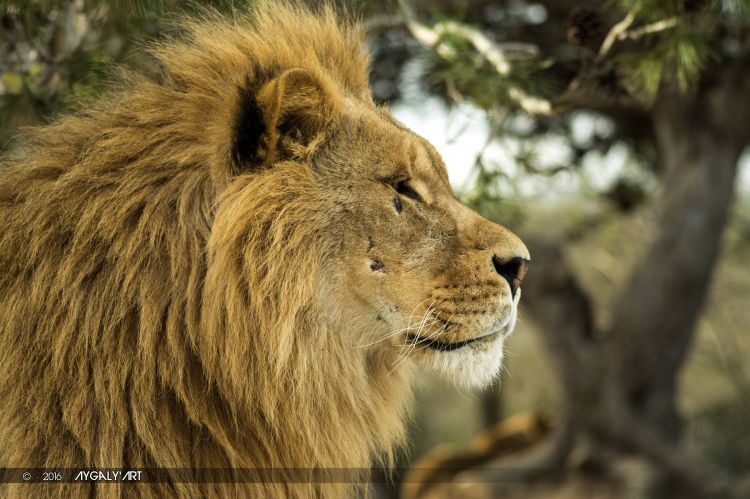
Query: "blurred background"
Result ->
[[1, 1, 749, 498]]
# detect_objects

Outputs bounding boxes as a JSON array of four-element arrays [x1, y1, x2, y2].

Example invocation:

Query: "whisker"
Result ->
[[455, 384, 480, 402], [353, 322, 426, 348], [415, 311, 456, 345], [502, 363, 512, 379], [353, 297, 438, 349], [389, 301, 447, 373], [387, 300, 438, 374]]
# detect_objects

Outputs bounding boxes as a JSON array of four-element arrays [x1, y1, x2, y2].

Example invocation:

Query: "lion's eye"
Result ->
[[395, 181, 421, 201]]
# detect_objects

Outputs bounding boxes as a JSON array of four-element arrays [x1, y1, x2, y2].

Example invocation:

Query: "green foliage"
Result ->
[[0, 0, 246, 144], [620, 27, 713, 103], [399, 0, 750, 217], [716, 0, 750, 18], [614, 0, 750, 19], [417, 0, 748, 112], [606, 2, 721, 104], [462, 156, 524, 224], [427, 48, 556, 112]]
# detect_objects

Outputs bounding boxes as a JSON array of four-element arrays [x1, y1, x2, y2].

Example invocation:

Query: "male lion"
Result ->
[[0, 3, 529, 497]]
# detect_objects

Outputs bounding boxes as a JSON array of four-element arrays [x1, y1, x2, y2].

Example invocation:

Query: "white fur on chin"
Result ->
[[419, 289, 521, 389]]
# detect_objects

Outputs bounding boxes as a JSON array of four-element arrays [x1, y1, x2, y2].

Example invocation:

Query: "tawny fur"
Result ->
[[0, 4, 410, 497], [1, 3, 531, 498]]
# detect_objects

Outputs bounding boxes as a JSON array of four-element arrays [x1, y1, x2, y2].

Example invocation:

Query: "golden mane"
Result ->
[[0, 3, 411, 497]]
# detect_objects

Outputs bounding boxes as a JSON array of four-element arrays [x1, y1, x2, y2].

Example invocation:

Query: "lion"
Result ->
[[0, 3, 529, 497]]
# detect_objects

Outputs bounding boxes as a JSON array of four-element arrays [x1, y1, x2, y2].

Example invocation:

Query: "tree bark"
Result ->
[[604, 55, 750, 438]]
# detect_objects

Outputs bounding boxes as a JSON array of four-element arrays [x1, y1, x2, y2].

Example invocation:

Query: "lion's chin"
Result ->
[[415, 332, 506, 389], [413, 291, 520, 389]]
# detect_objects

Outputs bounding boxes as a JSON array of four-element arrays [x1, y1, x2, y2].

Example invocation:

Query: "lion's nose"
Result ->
[[492, 256, 530, 298]]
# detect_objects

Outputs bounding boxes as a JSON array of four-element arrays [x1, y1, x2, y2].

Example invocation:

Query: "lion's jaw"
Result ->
[[346, 272, 524, 390], [407, 288, 522, 389]]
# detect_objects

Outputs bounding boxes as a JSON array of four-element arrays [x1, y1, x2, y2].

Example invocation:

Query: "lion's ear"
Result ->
[[233, 68, 338, 168]]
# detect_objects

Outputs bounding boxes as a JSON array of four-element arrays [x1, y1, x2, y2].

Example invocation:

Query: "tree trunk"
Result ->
[[511, 59, 750, 496], [605, 91, 744, 443]]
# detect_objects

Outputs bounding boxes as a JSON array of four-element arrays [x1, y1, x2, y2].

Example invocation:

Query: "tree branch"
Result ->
[[627, 17, 679, 41], [598, 12, 635, 58], [396, 0, 553, 115]]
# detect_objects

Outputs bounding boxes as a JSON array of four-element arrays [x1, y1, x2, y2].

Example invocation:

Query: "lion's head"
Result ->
[[210, 61, 530, 393]]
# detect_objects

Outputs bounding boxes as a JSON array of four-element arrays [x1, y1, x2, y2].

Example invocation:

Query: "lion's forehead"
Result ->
[[346, 98, 451, 188], [373, 115, 452, 196], [408, 141, 452, 203]]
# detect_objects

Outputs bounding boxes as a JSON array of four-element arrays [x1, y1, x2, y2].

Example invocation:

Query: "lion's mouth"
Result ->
[[405, 332, 499, 352]]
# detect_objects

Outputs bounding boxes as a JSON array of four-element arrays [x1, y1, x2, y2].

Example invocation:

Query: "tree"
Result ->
[[0, 0, 242, 143], [369, 0, 750, 497]]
